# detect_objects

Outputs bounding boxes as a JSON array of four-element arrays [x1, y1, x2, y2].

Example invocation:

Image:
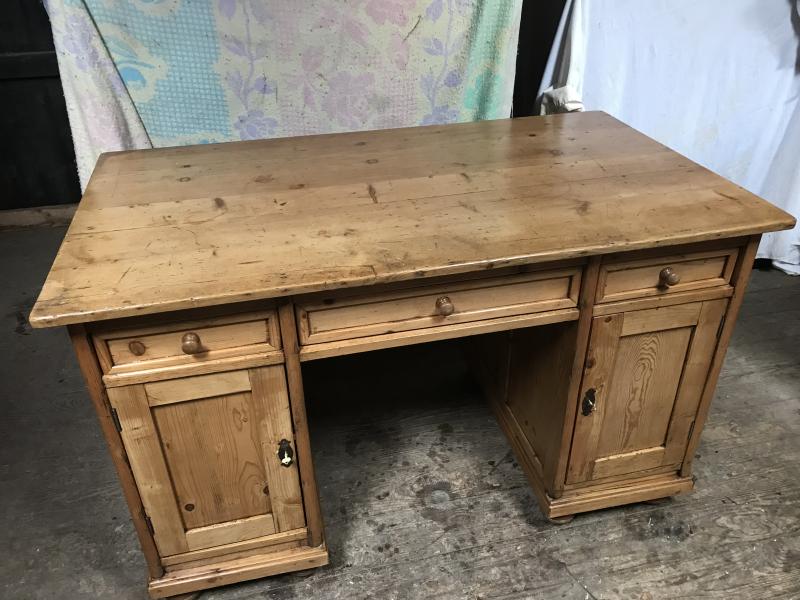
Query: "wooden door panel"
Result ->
[[108, 365, 305, 556], [662, 299, 728, 464], [619, 302, 701, 336], [144, 370, 252, 406], [567, 299, 726, 484], [248, 366, 306, 532], [153, 391, 272, 529], [184, 513, 276, 551], [107, 384, 189, 556], [595, 326, 692, 456], [592, 446, 665, 480]]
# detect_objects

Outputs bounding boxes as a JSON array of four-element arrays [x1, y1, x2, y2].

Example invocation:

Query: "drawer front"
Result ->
[[597, 248, 738, 303], [297, 268, 582, 345], [94, 310, 281, 374]]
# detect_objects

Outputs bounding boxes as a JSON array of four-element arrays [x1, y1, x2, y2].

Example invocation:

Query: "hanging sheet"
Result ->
[[538, 0, 800, 274], [45, 0, 522, 190]]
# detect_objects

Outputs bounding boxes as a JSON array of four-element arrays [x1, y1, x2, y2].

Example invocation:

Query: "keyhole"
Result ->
[[184, 503, 195, 512]]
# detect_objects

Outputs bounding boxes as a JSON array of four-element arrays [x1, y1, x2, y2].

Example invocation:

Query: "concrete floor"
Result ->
[[1, 226, 799, 600]]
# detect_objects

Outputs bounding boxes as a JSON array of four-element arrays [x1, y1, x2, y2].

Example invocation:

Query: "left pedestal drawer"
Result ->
[[92, 310, 283, 384]]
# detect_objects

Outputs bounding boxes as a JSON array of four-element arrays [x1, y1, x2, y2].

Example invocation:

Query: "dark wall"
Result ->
[[513, 0, 567, 117], [0, 0, 81, 210]]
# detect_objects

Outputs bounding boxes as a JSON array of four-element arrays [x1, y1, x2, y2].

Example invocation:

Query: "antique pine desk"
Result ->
[[30, 112, 795, 597]]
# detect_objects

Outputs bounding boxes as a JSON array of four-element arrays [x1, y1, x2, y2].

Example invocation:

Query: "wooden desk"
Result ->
[[31, 112, 795, 598]]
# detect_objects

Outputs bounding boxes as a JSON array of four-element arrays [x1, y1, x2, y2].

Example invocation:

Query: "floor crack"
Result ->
[[554, 556, 599, 600]]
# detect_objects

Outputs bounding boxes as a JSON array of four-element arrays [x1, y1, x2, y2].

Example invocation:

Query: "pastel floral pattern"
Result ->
[[419, 0, 463, 125], [47, 0, 521, 187], [364, 0, 417, 26], [321, 72, 376, 129], [218, 0, 279, 139], [101, 25, 167, 103], [61, 14, 101, 72]]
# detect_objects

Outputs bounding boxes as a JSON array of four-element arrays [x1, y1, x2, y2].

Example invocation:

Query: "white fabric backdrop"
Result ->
[[538, 0, 800, 274]]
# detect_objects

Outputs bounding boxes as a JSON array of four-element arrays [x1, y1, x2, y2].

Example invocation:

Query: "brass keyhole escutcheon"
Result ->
[[277, 439, 294, 467], [581, 388, 597, 416]]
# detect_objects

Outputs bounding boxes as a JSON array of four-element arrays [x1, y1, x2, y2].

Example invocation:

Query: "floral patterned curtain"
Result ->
[[46, 0, 522, 189]]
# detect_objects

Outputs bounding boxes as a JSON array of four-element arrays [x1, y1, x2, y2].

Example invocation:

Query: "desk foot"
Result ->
[[148, 544, 328, 598], [643, 496, 673, 506], [545, 514, 575, 525]]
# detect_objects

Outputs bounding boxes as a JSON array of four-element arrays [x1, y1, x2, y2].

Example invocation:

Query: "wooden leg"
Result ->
[[643, 496, 673, 506], [68, 325, 164, 580], [278, 302, 326, 548], [545, 513, 575, 525]]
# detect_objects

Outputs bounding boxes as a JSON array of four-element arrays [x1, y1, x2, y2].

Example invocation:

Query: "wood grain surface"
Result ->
[[29, 112, 794, 327]]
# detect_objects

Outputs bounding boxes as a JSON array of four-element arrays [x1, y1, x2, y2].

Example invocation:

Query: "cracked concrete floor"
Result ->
[[1, 226, 799, 599]]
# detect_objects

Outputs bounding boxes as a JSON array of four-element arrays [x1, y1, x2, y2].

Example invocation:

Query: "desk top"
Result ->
[[31, 112, 794, 327]]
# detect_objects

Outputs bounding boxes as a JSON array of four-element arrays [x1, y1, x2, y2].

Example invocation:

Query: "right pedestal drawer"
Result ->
[[596, 246, 739, 303]]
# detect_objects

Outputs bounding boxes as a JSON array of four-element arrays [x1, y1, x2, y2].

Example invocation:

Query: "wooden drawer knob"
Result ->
[[128, 340, 146, 356], [435, 296, 455, 317], [181, 332, 203, 354], [658, 267, 681, 287]]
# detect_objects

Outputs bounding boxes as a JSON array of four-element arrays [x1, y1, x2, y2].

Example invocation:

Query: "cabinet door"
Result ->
[[107, 366, 305, 557], [567, 299, 726, 484]]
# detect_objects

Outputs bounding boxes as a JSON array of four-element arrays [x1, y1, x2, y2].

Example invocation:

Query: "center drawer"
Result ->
[[596, 246, 739, 303], [296, 267, 582, 345]]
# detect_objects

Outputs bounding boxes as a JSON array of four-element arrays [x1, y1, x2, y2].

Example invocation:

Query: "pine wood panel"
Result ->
[[184, 514, 276, 551], [29, 112, 795, 328], [619, 302, 701, 336], [144, 370, 252, 406], [594, 327, 692, 456], [592, 447, 667, 480], [153, 391, 272, 530], [504, 323, 578, 490]]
